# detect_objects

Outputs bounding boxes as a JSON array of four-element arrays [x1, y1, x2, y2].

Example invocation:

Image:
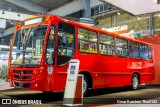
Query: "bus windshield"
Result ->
[[11, 26, 48, 67]]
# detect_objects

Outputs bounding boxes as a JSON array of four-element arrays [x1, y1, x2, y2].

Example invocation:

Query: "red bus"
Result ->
[[8, 15, 154, 95]]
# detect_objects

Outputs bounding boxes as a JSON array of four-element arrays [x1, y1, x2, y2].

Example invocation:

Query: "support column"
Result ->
[[114, 14, 117, 27], [149, 13, 154, 35], [0, 28, 4, 37], [82, 0, 91, 17]]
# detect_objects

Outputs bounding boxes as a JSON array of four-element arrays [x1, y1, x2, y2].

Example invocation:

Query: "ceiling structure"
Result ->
[[0, 0, 74, 24], [29, 0, 73, 11], [1, 0, 160, 37], [0, 0, 33, 14], [0, 0, 102, 44], [0, 0, 104, 37], [101, 0, 160, 15], [0, 0, 74, 33], [0, 0, 73, 14]]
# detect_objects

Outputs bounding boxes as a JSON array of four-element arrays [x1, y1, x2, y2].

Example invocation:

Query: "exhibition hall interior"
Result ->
[[0, 0, 160, 107]]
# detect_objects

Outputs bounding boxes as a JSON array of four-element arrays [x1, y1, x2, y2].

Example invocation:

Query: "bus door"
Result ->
[[54, 22, 76, 91], [45, 25, 57, 90]]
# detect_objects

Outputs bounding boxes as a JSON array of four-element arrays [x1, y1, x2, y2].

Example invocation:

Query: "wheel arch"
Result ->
[[132, 72, 140, 83], [79, 70, 93, 89]]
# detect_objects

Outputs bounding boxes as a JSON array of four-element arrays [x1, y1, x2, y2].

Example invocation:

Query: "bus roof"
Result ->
[[18, 14, 152, 46]]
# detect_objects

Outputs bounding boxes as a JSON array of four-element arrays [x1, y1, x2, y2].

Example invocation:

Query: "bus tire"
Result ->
[[83, 75, 89, 96], [131, 74, 139, 90]]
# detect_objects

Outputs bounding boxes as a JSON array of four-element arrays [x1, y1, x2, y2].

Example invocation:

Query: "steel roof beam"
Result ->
[[48, 0, 103, 16], [0, 10, 32, 21], [4, 26, 15, 36], [5, 0, 48, 13], [82, 0, 91, 18]]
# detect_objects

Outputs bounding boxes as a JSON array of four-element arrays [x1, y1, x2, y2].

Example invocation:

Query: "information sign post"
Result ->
[[63, 59, 83, 106]]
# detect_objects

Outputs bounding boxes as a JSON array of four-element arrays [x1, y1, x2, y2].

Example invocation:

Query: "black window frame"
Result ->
[[148, 46, 152, 60]]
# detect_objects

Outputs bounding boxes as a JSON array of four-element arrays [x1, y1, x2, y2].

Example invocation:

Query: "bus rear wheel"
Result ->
[[132, 74, 139, 90]]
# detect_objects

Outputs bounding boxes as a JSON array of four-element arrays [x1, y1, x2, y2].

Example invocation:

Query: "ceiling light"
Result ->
[[10, 21, 13, 25], [154, 0, 160, 4], [8, 8, 12, 11], [117, 12, 121, 15], [17, 13, 20, 17], [137, 17, 141, 20], [2, 11, 5, 14]]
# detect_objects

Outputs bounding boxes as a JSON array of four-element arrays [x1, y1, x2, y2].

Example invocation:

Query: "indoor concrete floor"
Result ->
[[0, 85, 160, 107]]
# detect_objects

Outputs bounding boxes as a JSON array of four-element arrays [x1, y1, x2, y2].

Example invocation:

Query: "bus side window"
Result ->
[[99, 34, 114, 55], [58, 22, 75, 56], [139, 44, 149, 60], [116, 38, 128, 57], [78, 28, 98, 53], [57, 22, 75, 65], [129, 41, 139, 59]]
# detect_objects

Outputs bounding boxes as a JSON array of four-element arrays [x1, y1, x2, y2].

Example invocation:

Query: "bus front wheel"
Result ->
[[83, 75, 88, 96], [131, 74, 139, 90]]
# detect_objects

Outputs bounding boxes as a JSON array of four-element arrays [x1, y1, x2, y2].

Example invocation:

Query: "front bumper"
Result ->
[[10, 75, 54, 91]]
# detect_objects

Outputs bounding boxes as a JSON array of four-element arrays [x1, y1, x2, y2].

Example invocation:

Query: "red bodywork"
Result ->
[[8, 15, 155, 92]]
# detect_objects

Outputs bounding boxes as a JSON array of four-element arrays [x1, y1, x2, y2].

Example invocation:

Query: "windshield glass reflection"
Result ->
[[11, 26, 47, 66]]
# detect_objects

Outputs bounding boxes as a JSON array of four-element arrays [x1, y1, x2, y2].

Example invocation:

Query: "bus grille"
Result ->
[[13, 70, 33, 80], [14, 75, 31, 79], [14, 82, 30, 88]]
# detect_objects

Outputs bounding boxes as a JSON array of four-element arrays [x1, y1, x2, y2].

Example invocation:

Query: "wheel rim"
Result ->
[[83, 79, 87, 93], [133, 76, 138, 88]]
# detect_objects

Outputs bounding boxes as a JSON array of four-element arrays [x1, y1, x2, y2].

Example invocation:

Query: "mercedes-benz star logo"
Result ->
[[19, 72, 23, 79]]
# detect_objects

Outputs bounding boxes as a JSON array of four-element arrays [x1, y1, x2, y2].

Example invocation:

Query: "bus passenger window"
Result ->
[[129, 41, 139, 59], [78, 28, 98, 53], [99, 34, 114, 55], [116, 38, 128, 57], [139, 44, 149, 60]]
